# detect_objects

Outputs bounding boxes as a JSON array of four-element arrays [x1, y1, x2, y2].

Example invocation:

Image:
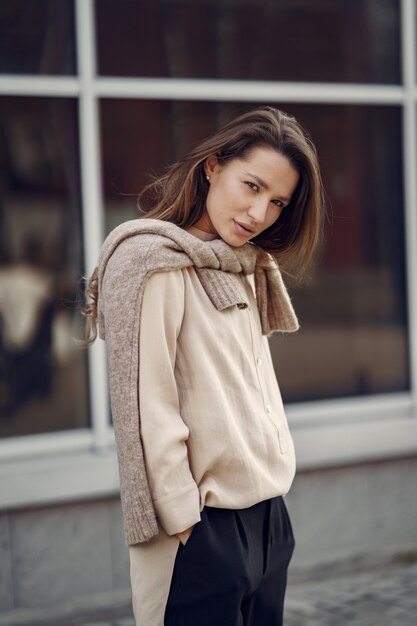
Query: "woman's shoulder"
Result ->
[[99, 220, 184, 281], [102, 219, 167, 257], [103, 218, 197, 252]]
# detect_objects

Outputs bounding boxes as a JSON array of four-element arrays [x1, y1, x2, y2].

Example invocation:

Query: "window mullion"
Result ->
[[75, 0, 110, 450], [93, 77, 404, 105], [401, 0, 417, 410]]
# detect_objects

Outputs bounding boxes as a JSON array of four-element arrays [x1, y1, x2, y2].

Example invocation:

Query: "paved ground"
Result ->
[[79, 558, 417, 626], [284, 559, 417, 626]]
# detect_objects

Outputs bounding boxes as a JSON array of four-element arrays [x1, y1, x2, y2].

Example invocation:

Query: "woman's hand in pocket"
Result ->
[[176, 525, 195, 546]]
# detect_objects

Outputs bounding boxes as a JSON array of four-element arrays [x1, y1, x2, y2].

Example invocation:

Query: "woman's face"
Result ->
[[194, 145, 300, 247]]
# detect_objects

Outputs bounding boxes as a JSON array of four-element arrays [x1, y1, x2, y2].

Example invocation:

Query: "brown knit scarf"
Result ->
[[96, 218, 298, 545]]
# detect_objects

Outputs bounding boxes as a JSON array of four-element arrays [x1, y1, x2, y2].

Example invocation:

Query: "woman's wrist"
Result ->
[[176, 525, 195, 545]]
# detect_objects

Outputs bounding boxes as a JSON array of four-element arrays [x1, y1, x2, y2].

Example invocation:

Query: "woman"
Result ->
[[82, 106, 323, 626]]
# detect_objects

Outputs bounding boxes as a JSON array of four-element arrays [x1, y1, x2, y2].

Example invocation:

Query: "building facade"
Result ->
[[0, 0, 417, 622]]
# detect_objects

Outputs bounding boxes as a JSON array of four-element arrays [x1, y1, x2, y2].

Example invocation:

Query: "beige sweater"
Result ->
[[97, 218, 298, 545], [140, 266, 297, 537]]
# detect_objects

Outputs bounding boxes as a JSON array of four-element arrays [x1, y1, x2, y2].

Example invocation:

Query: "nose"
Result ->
[[247, 199, 269, 224]]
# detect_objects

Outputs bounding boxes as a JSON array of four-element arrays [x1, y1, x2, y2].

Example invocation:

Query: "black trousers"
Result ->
[[165, 496, 295, 626]]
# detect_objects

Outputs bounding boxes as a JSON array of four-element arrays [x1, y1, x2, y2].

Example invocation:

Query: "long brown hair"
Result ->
[[81, 106, 324, 345], [139, 106, 324, 274]]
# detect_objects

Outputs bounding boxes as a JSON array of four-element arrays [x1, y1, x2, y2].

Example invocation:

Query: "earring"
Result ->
[[206, 175, 210, 182]]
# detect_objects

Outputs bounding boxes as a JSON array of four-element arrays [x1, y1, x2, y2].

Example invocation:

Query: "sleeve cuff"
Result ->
[[154, 482, 201, 536]]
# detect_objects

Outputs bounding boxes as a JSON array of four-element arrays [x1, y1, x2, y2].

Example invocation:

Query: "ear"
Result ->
[[204, 155, 220, 178]]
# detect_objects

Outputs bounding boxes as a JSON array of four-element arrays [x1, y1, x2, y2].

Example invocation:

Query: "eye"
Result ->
[[272, 199, 285, 209], [245, 181, 259, 192]]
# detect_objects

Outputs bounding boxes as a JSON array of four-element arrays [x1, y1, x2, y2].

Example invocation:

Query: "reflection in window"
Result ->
[[96, 0, 400, 84], [100, 99, 408, 402], [0, 0, 76, 75], [0, 97, 89, 438], [272, 104, 408, 401], [100, 99, 221, 231]]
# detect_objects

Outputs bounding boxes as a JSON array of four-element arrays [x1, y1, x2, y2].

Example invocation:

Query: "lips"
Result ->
[[234, 220, 255, 234]]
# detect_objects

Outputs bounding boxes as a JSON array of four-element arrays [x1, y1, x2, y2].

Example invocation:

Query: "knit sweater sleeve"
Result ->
[[139, 269, 201, 536], [100, 236, 161, 545]]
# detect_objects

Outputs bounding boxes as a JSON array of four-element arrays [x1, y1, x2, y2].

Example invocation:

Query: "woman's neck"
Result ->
[[185, 225, 218, 242]]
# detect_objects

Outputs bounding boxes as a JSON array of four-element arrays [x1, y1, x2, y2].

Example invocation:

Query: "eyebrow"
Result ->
[[244, 172, 291, 204]]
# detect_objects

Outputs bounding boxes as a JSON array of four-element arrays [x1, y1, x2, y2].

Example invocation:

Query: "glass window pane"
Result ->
[[0, 97, 89, 438], [96, 0, 400, 84], [0, 0, 76, 75], [100, 99, 219, 231], [100, 99, 408, 402], [271, 104, 408, 401]]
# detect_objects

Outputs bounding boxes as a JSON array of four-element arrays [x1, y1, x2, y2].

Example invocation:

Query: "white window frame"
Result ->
[[0, 0, 417, 510]]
